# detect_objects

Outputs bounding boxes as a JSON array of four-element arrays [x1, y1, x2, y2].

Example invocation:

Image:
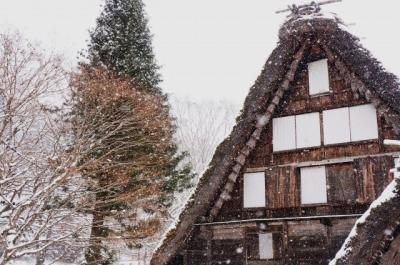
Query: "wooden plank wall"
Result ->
[[265, 156, 392, 210], [184, 218, 356, 265], [265, 166, 299, 208], [326, 163, 356, 204], [354, 156, 394, 203], [247, 51, 400, 169], [216, 155, 394, 222]]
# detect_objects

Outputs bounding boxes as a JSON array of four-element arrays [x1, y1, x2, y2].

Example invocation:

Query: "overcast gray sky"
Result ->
[[0, 0, 399, 104]]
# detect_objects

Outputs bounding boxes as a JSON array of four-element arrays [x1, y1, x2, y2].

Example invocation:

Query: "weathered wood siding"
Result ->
[[247, 48, 400, 169], [354, 156, 394, 203], [326, 163, 356, 204], [182, 218, 355, 265], [265, 166, 299, 209], [215, 155, 393, 222]]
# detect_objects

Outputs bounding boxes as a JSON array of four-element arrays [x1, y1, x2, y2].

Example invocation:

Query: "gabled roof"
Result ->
[[151, 10, 400, 265]]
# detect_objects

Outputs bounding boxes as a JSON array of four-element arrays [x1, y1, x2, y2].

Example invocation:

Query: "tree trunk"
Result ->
[[35, 250, 45, 265], [85, 203, 107, 264]]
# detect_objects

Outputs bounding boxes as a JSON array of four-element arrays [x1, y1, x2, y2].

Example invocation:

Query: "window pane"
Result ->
[[259, 233, 274, 260], [323, 107, 351, 145], [243, 172, 266, 208], [273, 116, 296, 151], [308, 59, 330, 95], [301, 166, 327, 204], [296, 112, 321, 148], [349, 104, 378, 141]]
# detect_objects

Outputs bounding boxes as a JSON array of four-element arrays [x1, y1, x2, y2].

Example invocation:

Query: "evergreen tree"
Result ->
[[70, 67, 192, 264], [87, 0, 161, 93], [81, 1, 193, 263]]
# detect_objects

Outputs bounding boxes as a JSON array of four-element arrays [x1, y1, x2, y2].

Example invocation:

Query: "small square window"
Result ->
[[308, 59, 330, 95], [323, 107, 351, 145], [296, 112, 321, 148], [301, 166, 327, 204], [243, 172, 266, 208], [273, 116, 296, 151], [259, 233, 274, 260], [349, 104, 378, 141]]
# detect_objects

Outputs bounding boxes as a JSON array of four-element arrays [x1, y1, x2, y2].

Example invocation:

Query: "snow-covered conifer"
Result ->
[[87, 0, 161, 93]]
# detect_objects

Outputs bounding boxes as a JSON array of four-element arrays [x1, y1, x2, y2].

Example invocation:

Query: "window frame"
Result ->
[[296, 112, 321, 149], [349, 104, 379, 142], [322, 104, 379, 146], [300, 166, 328, 205], [308, 58, 331, 96], [243, 172, 266, 208], [259, 233, 274, 260], [246, 231, 279, 261], [272, 112, 321, 152], [272, 115, 296, 152], [322, 107, 351, 145]]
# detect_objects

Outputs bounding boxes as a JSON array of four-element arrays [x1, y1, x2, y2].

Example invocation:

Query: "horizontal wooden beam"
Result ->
[[194, 213, 362, 226], [246, 152, 400, 173]]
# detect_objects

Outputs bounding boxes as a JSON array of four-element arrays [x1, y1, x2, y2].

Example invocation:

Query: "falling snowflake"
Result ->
[[236, 246, 244, 254]]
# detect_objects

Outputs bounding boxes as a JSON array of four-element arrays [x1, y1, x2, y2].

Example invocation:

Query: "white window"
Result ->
[[259, 233, 274, 260], [323, 107, 351, 145], [243, 172, 266, 208], [349, 104, 378, 141], [296, 112, 321, 148], [273, 113, 321, 151], [395, 157, 399, 168], [273, 116, 296, 151], [323, 104, 378, 145], [308, 59, 330, 95], [300, 166, 327, 204]]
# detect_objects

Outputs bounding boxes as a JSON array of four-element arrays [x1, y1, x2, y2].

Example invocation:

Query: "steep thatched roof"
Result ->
[[151, 10, 400, 265]]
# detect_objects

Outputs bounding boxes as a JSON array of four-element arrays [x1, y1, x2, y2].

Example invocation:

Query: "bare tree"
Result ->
[[165, 97, 239, 239], [0, 32, 90, 264], [172, 98, 239, 176], [0, 32, 181, 265]]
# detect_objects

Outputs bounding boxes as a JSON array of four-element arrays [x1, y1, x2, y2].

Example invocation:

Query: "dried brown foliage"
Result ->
[[70, 67, 175, 209], [70, 67, 180, 264]]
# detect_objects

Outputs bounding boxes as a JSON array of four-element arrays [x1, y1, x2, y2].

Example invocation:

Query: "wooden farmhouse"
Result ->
[[151, 4, 400, 265]]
